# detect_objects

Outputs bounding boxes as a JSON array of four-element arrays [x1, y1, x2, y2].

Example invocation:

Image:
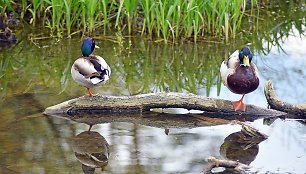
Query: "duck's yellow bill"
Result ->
[[95, 45, 100, 49], [243, 56, 250, 66]]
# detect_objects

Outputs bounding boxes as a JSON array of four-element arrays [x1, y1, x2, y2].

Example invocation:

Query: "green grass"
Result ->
[[2, 0, 262, 41]]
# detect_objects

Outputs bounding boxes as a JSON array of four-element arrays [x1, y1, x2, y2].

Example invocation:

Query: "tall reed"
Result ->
[[5, 0, 260, 41]]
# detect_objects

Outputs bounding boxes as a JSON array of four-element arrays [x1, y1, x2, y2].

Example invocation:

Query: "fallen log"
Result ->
[[44, 91, 289, 122], [264, 80, 306, 117]]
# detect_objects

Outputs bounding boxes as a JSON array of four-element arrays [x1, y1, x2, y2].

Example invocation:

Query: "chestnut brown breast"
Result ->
[[227, 65, 259, 95]]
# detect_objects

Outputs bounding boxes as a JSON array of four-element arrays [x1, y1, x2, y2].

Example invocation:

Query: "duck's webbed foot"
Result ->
[[232, 95, 246, 112], [86, 87, 94, 97]]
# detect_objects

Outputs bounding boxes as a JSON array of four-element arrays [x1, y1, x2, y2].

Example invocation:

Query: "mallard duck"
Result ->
[[71, 37, 111, 96], [220, 46, 259, 111], [0, 27, 17, 47]]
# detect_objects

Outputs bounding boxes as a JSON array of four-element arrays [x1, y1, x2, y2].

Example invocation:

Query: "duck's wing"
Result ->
[[73, 58, 97, 77], [227, 50, 240, 69], [251, 62, 260, 78], [92, 55, 111, 76], [220, 50, 239, 85], [73, 57, 110, 85], [90, 55, 111, 84], [220, 61, 231, 85]]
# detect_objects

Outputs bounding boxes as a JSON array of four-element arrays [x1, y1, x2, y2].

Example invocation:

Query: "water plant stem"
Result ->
[[4, 0, 260, 41]]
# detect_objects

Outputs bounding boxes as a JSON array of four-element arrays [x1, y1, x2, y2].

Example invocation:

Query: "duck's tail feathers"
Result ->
[[90, 77, 103, 85], [89, 69, 110, 84]]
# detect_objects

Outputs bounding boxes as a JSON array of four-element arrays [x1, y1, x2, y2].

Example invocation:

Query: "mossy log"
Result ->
[[44, 80, 306, 122], [264, 80, 306, 117], [45, 94, 292, 123]]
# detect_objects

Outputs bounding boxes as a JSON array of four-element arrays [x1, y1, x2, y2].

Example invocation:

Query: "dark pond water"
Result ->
[[0, 2, 306, 174]]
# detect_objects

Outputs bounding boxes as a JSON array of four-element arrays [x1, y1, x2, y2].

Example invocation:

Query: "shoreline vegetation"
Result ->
[[1, 0, 259, 42]]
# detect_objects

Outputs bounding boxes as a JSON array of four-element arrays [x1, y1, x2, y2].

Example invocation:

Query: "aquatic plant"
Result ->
[[4, 0, 261, 41]]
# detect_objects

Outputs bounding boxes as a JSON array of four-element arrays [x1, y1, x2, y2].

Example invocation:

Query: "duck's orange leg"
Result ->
[[88, 124, 93, 131], [232, 94, 247, 111], [86, 87, 94, 97]]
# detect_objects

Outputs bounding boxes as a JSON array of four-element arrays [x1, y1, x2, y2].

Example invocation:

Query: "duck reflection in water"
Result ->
[[220, 130, 266, 165], [71, 130, 110, 174]]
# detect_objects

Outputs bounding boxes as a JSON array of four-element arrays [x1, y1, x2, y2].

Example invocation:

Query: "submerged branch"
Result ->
[[204, 156, 248, 174], [44, 91, 288, 121]]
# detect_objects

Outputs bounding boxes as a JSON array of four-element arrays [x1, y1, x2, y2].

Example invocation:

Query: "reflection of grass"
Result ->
[[0, 37, 226, 102], [239, 0, 305, 54], [112, 39, 226, 95], [0, 39, 78, 101]]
